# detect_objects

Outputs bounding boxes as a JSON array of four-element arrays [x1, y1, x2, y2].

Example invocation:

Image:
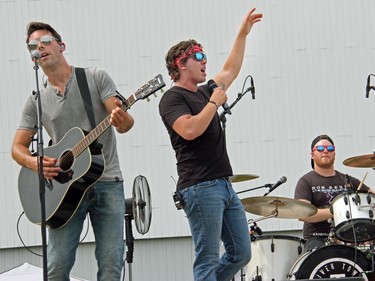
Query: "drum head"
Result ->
[[335, 219, 375, 242], [294, 244, 371, 279]]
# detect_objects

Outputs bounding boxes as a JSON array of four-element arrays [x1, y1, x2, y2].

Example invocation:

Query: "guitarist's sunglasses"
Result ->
[[27, 35, 57, 51]]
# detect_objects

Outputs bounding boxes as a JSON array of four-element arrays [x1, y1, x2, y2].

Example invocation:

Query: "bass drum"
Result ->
[[247, 235, 305, 281], [288, 244, 372, 280]]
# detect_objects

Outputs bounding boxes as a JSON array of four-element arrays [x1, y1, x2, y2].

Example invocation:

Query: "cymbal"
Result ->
[[229, 174, 259, 183], [241, 196, 317, 219], [343, 154, 375, 168]]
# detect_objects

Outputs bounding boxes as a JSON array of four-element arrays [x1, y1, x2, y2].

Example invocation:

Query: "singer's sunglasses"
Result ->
[[192, 52, 207, 61], [27, 35, 57, 51], [175, 52, 207, 66], [313, 145, 335, 152]]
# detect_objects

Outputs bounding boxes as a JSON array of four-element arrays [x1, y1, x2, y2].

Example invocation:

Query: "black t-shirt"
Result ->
[[294, 170, 370, 240], [159, 84, 232, 189]]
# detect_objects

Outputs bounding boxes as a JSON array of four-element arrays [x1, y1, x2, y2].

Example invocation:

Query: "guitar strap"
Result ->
[[75, 67, 103, 152], [75, 67, 96, 130]]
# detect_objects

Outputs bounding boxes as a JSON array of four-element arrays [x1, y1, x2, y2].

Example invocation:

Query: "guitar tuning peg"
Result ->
[[147, 97, 150, 102], [160, 89, 165, 94], [153, 93, 158, 98]]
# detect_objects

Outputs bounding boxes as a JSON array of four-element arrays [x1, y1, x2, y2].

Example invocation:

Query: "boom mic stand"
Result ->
[[32, 56, 48, 281], [222, 76, 254, 281], [219, 76, 254, 134], [236, 183, 272, 195]]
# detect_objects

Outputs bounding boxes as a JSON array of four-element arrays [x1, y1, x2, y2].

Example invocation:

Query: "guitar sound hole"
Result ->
[[59, 150, 74, 171]]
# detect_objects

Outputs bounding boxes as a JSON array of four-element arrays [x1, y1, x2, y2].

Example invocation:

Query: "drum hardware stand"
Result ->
[[231, 268, 247, 281], [30, 52, 48, 281], [249, 220, 263, 241]]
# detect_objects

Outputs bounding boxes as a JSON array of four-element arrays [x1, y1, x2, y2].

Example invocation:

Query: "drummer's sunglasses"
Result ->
[[313, 145, 335, 152]]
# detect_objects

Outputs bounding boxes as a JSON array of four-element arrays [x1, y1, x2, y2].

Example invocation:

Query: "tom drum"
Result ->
[[331, 191, 375, 242]]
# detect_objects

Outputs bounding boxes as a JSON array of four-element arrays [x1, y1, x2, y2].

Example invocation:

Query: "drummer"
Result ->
[[294, 134, 375, 251]]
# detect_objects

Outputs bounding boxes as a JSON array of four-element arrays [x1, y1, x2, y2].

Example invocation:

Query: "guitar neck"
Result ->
[[71, 94, 138, 157]]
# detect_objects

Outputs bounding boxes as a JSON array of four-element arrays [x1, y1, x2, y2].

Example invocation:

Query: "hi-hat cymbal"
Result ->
[[229, 174, 259, 183], [343, 154, 375, 168], [241, 196, 317, 219]]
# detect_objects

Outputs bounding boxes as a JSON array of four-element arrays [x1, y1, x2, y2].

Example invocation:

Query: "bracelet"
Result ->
[[208, 100, 218, 109]]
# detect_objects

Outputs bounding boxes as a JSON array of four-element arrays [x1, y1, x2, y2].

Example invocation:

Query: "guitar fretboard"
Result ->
[[71, 94, 138, 157]]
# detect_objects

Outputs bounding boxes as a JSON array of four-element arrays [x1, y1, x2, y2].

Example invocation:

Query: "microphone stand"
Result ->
[[236, 183, 272, 195], [32, 59, 48, 281], [219, 86, 253, 134]]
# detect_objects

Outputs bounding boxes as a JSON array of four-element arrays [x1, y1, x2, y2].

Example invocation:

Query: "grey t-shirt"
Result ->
[[294, 170, 369, 240], [18, 66, 123, 181]]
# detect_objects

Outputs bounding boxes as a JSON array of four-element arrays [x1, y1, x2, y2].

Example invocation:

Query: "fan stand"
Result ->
[[124, 175, 152, 281]]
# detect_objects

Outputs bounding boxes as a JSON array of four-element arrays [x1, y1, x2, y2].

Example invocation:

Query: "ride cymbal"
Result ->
[[229, 174, 259, 183], [241, 196, 317, 219], [343, 154, 375, 168]]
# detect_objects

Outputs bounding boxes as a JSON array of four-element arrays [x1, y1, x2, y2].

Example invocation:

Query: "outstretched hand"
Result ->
[[241, 8, 263, 35]]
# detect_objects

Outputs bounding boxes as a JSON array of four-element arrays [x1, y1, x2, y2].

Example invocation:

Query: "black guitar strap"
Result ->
[[75, 67, 103, 152], [75, 67, 96, 130]]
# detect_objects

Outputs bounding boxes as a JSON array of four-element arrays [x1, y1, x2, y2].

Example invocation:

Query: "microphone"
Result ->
[[366, 75, 371, 98], [30, 50, 41, 60], [250, 76, 255, 99], [264, 176, 287, 196], [207, 79, 232, 115]]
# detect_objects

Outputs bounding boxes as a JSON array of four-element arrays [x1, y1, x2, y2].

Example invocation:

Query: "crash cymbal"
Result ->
[[241, 196, 317, 219], [229, 174, 259, 183], [343, 154, 375, 168]]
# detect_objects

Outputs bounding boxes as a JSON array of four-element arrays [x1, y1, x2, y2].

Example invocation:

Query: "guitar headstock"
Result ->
[[134, 74, 166, 101]]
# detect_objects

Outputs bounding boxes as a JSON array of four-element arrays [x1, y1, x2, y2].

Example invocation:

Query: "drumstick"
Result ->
[[357, 171, 368, 191]]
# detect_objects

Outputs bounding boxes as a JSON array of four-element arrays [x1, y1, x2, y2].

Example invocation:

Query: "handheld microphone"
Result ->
[[207, 79, 232, 115], [30, 50, 41, 60], [250, 76, 255, 99], [264, 176, 287, 196]]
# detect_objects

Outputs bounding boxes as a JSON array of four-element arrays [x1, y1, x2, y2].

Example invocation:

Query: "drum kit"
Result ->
[[231, 153, 375, 281]]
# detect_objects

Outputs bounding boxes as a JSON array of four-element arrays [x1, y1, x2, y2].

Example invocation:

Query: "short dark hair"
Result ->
[[26, 22, 62, 44], [165, 39, 202, 82], [310, 134, 334, 168]]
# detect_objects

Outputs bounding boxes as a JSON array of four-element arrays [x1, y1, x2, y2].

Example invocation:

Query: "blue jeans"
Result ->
[[179, 178, 251, 281], [47, 181, 125, 281]]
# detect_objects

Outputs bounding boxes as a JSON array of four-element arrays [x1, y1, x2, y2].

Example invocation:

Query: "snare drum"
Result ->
[[331, 191, 375, 242], [247, 235, 305, 281], [287, 244, 371, 280]]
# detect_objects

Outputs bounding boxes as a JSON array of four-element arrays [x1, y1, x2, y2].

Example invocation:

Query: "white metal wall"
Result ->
[[1, 0, 375, 279]]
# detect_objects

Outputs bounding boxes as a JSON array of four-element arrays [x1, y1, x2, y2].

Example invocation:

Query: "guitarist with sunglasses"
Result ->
[[11, 22, 134, 280]]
